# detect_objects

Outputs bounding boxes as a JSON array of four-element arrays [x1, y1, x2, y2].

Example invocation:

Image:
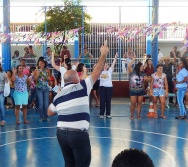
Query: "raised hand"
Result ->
[[132, 55, 136, 61], [100, 40, 109, 56], [12, 68, 17, 74], [115, 52, 118, 59]]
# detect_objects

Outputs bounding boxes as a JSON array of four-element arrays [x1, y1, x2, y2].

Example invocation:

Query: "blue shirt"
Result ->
[[176, 68, 188, 88]]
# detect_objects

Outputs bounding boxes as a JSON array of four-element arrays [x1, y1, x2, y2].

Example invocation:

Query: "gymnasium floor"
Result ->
[[0, 99, 188, 167]]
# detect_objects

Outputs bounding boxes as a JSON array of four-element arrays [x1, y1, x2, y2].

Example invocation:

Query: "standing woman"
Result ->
[[12, 65, 31, 125], [34, 59, 50, 121], [52, 53, 77, 88], [11, 50, 21, 68], [7, 70, 15, 107], [144, 59, 154, 76], [128, 56, 148, 120], [78, 47, 93, 68], [150, 64, 168, 119], [175, 57, 188, 119], [0, 63, 7, 126], [99, 53, 118, 119], [143, 59, 154, 103]]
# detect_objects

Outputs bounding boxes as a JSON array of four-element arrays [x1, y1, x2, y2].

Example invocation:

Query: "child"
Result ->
[[28, 67, 36, 109], [46, 68, 57, 104]]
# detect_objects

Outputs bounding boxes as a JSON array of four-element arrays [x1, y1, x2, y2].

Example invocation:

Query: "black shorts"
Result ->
[[130, 90, 145, 96], [93, 80, 100, 91]]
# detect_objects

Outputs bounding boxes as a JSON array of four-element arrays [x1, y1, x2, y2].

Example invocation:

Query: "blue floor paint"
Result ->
[[0, 104, 188, 167]]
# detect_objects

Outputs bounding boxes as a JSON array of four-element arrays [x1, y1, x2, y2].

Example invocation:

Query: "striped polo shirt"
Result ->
[[49, 76, 94, 130]]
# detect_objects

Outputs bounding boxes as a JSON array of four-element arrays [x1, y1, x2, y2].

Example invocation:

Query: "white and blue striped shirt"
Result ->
[[49, 76, 94, 130]]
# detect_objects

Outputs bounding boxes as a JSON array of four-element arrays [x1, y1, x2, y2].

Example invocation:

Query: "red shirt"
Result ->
[[144, 66, 154, 76]]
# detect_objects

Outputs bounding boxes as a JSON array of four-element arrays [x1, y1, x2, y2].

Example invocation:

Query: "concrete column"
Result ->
[[152, 0, 159, 69], [146, 0, 152, 56], [2, 0, 11, 71]]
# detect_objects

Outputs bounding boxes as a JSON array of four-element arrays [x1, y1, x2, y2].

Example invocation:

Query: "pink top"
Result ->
[[151, 73, 166, 89], [23, 66, 30, 76]]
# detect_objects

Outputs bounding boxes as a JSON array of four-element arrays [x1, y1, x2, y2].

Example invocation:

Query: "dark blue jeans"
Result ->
[[28, 88, 36, 106], [99, 86, 113, 116], [57, 129, 91, 167], [9, 88, 15, 105], [0, 93, 5, 121], [36, 88, 49, 119]]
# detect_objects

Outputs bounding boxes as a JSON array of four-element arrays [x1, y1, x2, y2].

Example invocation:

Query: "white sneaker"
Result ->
[[99, 115, 104, 119], [106, 115, 112, 119]]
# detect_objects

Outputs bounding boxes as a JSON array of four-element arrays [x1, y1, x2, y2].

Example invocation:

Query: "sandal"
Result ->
[[16, 122, 20, 125], [154, 116, 158, 119], [160, 115, 167, 119], [130, 116, 134, 120], [24, 121, 30, 124], [137, 116, 141, 120]]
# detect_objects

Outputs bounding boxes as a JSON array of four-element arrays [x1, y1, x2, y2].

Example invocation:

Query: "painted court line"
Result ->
[[0, 136, 176, 167], [1, 126, 188, 141]]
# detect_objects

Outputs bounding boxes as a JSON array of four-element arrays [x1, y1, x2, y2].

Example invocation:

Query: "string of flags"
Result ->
[[0, 28, 82, 44], [0, 23, 188, 49]]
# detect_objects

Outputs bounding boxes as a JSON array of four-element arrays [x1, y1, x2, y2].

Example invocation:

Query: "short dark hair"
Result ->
[[6, 70, 13, 75], [16, 65, 23, 71], [63, 45, 68, 50], [46, 47, 51, 50], [29, 45, 33, 49], [30, 66, 36, 73], [147, 54, 152, 58], [14, 50, 19, 56], [156, 64, 163, 69], [180, 57, 188, 70], [112, 148, 154, 167], [20, 59, 26, 62], [37, 59, 47, 68]]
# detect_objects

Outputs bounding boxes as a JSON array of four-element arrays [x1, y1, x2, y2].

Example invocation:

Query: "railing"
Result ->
[[16, 57, 147, 81], [9, 22, 187, 40]]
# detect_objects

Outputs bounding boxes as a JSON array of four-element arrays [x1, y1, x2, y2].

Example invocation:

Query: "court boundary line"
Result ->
[[0, 136, 176, 167], [1, 126, 188, 141]]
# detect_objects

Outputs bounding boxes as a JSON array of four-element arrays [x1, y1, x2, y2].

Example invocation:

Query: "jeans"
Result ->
[[56, 129, 91, 167], [36, 88, 49, 119], [167, 78, 174, 102], [0, 93, 5, 121], [177, 87, 187, 116], [9, 88, 15, 105], [28, 89, 36, 106], [99, 86, 113, 116]]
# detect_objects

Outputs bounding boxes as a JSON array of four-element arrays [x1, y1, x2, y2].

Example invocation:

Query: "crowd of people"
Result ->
[[0, 44, 188, 127], [128, 45, 188, 120], [2, 42, 188, 166]]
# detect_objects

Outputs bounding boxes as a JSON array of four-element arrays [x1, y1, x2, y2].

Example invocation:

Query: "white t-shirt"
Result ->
[[60, 65, 76, 88], [99, 68, 113, 87], [158, 52, 163, 60]]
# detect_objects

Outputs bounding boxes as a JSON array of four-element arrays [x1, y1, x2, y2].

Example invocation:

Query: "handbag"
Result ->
[[4, 81, 10, 97]]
